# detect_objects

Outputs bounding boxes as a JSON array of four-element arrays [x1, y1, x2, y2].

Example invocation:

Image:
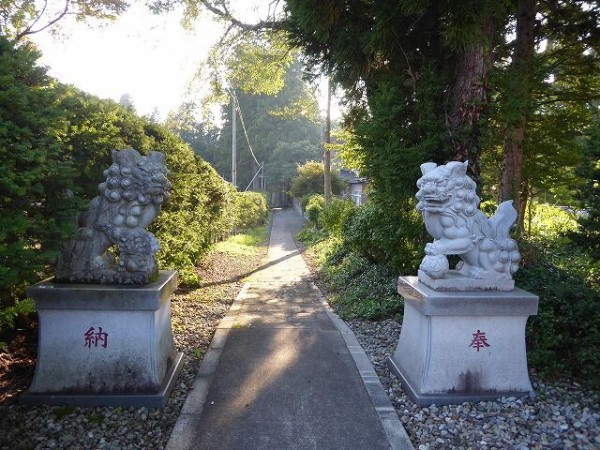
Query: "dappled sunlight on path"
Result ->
[[168, 208, 403, 450]]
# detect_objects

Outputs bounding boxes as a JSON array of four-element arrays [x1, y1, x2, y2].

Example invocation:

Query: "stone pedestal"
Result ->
[[21, 271, 183, 408], [388, 276, 538, 406]]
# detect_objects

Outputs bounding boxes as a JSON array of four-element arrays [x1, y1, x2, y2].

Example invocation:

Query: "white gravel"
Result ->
[[1, 291, 598, 450], [347, 318, 600, 450]]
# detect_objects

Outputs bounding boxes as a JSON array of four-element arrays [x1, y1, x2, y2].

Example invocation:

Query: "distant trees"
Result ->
[[282, 0, 600, 230], [169, 56, 323, 201], [572, 120, 600, 258], [219, 60, 321, 193]]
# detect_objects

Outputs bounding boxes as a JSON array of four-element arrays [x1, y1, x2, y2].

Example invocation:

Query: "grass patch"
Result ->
[[214, 222, 270, 256], [301, 230, 402, 320]]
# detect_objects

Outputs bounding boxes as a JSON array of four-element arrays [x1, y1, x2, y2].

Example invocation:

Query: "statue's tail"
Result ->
[[489, 200, 518, 240], [482, 200, 521, 276]]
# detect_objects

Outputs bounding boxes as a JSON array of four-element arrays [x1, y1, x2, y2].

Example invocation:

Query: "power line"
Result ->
[[229, 89, 260, 167]]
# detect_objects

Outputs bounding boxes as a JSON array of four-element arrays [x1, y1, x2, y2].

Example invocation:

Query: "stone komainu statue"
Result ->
[[416, 160, 520, 284], [56, 149, 171, 284]]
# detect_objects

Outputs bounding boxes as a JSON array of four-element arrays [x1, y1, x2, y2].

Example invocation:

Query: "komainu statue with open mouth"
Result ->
[[416, 160, 520, 290]]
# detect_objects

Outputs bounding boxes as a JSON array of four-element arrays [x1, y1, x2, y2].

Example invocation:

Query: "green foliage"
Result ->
[[571, 121, 600, 258], [147, 126, 235, 286], [302, 237, 403, 320], [289, 160, 344, 198], [341, 200, 424, 274], [224, 32, 293, 96], [48, 84, 237, 287], [0, 0, 127, 42], [217, 60, 322, 193], [298, 197, 422, 320], [516, 242, 600, 390], [0, 298, 34, 345], [265, 140, 321, 189], [328, 128, 366, 172], [524, 202, 578, 241], [318, 198, 356, 235], [56, 85, 156, 198], [304, 194, 324, 225], [0, 39, 248, 308], [214, 221, 270, 256], [232, 191, 269, 230], [0, 38, 80, 331], [165, 102, 220, 167]]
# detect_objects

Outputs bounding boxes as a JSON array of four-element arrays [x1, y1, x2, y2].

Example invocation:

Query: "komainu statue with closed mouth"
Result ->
[[55, 149, 171, 284]]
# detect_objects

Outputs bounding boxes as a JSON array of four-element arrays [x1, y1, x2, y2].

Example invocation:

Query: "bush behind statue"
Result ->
[[516, 241, 600, 391]]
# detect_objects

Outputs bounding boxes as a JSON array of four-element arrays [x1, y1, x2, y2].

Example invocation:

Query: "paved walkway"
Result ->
[[167, 208, 413, 450]]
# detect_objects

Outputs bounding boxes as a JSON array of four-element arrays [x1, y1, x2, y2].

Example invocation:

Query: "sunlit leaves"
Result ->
[[288, 160, 344, 198], [222, 31, 293, 96], [0, 0, 128, 42]]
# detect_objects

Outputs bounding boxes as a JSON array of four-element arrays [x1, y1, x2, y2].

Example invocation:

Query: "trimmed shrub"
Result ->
[[0, 38, 80, 335], [289, 160, 345, 198], [319, 198, 356, 235], [232, 191, 269, 230], [311, 241, 403, 320], [342, 200, 424, 273]]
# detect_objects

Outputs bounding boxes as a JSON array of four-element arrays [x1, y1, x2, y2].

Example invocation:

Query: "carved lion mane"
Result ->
[[416, 161, 520, 282], [55, 149, 171, 284]]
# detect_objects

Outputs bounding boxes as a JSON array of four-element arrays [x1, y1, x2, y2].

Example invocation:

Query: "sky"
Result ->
[[30, 2, 337, 123], [31, 3, 222, 120]]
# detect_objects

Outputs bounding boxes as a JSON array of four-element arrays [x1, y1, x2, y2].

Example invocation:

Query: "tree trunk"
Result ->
[[448, 15, 495, 185], [499, 0, 537, 231], [323, 79, 333, 203]]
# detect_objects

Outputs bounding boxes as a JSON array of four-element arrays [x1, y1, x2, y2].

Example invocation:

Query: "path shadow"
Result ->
[[197, 249, 307, 288]]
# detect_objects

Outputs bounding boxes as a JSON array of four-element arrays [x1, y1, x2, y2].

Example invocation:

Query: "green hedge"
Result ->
[[0, 38, 261, 337], [232, 191, 269, 231], [0, 39, 80, 334]]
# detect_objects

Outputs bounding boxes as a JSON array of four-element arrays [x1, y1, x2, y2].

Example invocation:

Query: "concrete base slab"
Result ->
[[387, 356, 530, 406], [22, 271, 182, 408], [20, 352, 184, 408], [391, 276, 538, 406], [418, 270, 515, 291]]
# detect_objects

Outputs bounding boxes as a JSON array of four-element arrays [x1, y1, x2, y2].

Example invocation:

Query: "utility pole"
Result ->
[[231, 92, 237, 188], [323, 79, 333, 204]]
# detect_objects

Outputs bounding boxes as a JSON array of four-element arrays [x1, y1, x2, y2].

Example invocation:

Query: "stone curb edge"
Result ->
[[309, 282, 415, 450], [164, 283, 251, 450]]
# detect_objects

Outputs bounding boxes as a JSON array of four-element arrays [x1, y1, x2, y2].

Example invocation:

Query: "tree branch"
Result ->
[[199, 0, 286, 32], [15, 0, 70, 42]]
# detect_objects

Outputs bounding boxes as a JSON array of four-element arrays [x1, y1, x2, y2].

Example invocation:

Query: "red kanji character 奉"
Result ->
[[469, 330, 490, 352]]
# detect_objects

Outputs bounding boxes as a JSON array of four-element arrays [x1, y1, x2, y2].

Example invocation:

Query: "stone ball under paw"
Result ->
[[420, 254, 449, 279]]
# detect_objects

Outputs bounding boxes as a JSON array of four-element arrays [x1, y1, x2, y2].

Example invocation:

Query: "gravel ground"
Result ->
[[2, 236, 598, 449], [0, 284, 241, 450], [347, 318, 600, 450]]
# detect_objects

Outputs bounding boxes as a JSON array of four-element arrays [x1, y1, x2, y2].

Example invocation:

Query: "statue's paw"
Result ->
[[467, 266, 484, 279], [420, 254, 449, 279], [91, 256, 107, 270], [425, 242, 437, 255]]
